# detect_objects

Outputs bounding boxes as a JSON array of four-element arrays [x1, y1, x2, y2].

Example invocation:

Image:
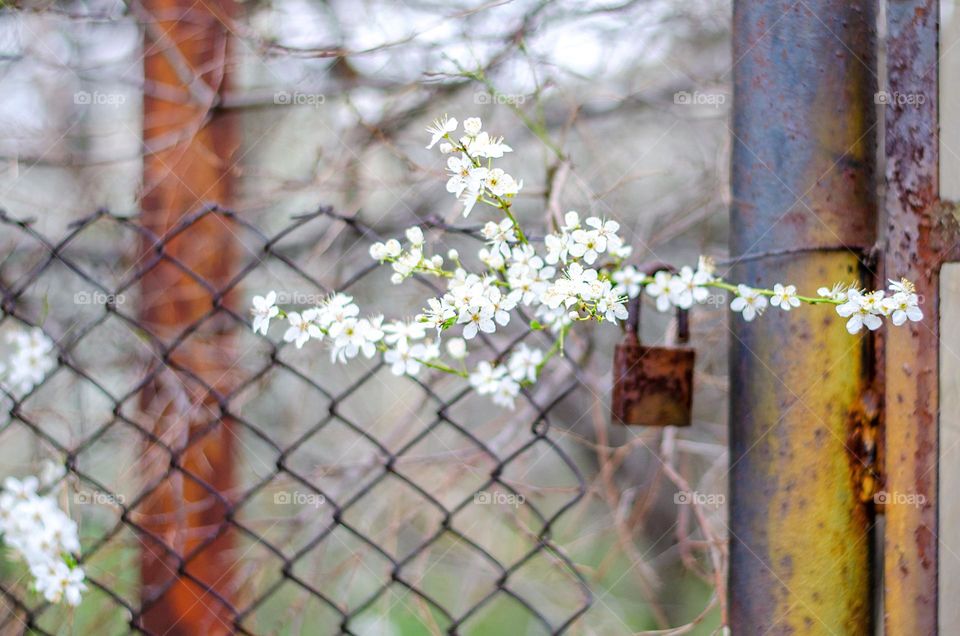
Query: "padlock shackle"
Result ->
[[676, 306, 689, 344], [625, 295, 641, 336], [624, 261, 689, 344]]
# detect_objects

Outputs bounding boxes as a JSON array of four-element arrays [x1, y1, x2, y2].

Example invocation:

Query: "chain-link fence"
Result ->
[[0, 205, 601, 635]]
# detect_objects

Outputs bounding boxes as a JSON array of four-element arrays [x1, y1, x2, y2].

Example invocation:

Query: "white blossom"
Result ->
[[469, 360, 504, 394], [458, 304, 495, 340], [597, 282, 629, 323], [469, 361, 519, 408], [610, 244, 633, 260], [730, 285, 768, 321], [465, 132, 512, 159], [569, 228, 603, 264], [509, 264, 554, 306], [462, 117, 482, 136], [405, 226, 425, 246], [459, 189, 481, 218], [836, 289, 882, 334], [0, 474, 85, 606], [426, 115, 457, 149], [544, 262, 598, 310], [481, 219, 517, 258], [382, 320, 426, 348], [668, 266, 710, 309], [251, 291, 279, 335], [385, 342, 427, 377], [448, 278, 486, 308], [317, 293, 360, 329], [586, 217, 622, 252], [535, 305, 573, 333], [391, 248, 423, 279], [859, 290, 886, 315], [384, 239, 402, 258], [817, 282, 847, 302], [4, 328, 56, 394], [491, 376, 520, 408], [369, 243, 387, 260], [488, 288, 520, 326], [478, 247, 506, 270], [770, 284, 800, 311], [329, 316, 384, 362], [544, 233, 570, 265], [34, 560, 86, 606], [612, 265, 644, 298], [6, 349, 55, 395], [508, 344, 543, 383], [283, 310, 322, 349], [484, 168, 521, 197], [561, 211, 581, 233], [882, 292, 923, 326], [508, 244, 542, 275], [418, 297, 456, 333], [888, 278, 916, 295], [8, 328, 54, 355], [446, 155, 487, 199], [645, 270, 674, 312]]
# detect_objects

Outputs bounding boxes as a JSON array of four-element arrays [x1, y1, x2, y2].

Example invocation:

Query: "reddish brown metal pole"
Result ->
[[882, 1, 959, 632], [137, 0, 240, 633]]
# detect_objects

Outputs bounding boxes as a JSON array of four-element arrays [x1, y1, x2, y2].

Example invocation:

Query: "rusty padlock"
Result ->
[[611, 268, 695, 427]]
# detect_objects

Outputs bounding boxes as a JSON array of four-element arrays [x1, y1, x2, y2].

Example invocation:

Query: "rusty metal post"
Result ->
[[137, 0, 240, 633], [729, 1, 877, 632], [882, 1, 958, 632]]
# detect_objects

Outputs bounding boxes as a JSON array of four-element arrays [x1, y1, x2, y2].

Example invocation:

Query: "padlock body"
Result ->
[[611, 338, 695, 427]]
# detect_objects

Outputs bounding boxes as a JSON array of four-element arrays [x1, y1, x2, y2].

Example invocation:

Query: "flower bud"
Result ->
[[369, 242, 386, 260], [405, 226, 424, 246], [384, 239, 402, 257], [463, 117, 482, 136]]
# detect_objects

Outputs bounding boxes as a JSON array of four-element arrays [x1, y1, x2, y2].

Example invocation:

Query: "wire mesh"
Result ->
[[0, 205, 593, 635]]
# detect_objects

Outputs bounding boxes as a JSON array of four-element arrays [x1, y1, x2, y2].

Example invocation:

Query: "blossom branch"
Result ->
[[250, 112, 923, 409]]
